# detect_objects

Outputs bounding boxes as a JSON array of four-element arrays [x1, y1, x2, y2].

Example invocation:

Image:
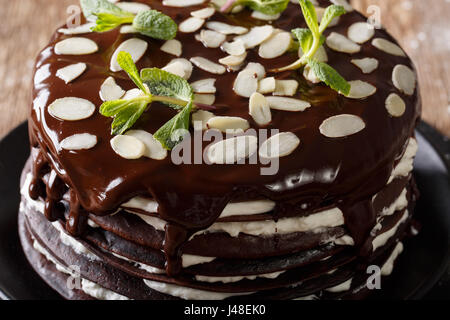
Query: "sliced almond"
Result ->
[[207, 116, 250, 133], [233, 70, 258, 98], [266, 96, 310, 112], [303, 65, 320, 83], [234, 25, 274, 49], [191, 78, 216, 94], [249, 92, 272, 126], [351, 58, 379, 74], [259, 132, 300, 159], [273, 80, 299, 97], [385, 93, 406, 117], [191, 7, 215, 19], [221, 40, 246, 56], [55, 37, 98, 55], [251, 11, 281, 21], [163, 58, 193, 80], [120, 25, 138, 34], [110, 38, 148, 72], [125, 130, 167, 160], [122, 88, 145, 100], [347, 22, 375, 44], [160, 39, 182, 57], [258, 77, 276, 94], [194, 93, 216, 105], [48, 97, 95, 121], [326, 32, 360, 54], [259, 30, 292, 59], [372, 38, 406, 57], [243, 62, 266, 80], [190, 57, 226, 74], [207, 135, 258, 164], [116, 2, 150, 13], [100, 76, 125, 101], [219, 52, 247, 67], [163, 0, 206, 7], [58, 23, 95, 35], [347, 80, 377, 99], [56, 63, 87, 84], [61, 133, 97, 150], [320, 114, 365, 138], [192, 110, 215, 130], [179, 17, 205, 33], [392, 65, 416, 96], [198, 29, 226, 48], [206, 21, 248, 35], [110, 135, 145, 160]]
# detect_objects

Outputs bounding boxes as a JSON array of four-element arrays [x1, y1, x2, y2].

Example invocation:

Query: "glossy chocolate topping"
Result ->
[[27, 0, 421, 275]]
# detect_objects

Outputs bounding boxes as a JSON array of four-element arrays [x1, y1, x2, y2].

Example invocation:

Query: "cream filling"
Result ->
[[51, 221, 100, 261], [381, 242, 404, 276], [20, 174, 45, 214], [198, 207, 344, 237], [110, 251, 165, 274], [333, 235, 355, 246], [32, 239, 130, 300], [387, 138, 418, 184], [143, 279, 254, 300], [372, 210, 409, 251], [325, 278, 353, 293], [195, 270, 284, 283], [380, 188, 408, 217], [182, 254, 216, 268], [81, 279, 130, 300]]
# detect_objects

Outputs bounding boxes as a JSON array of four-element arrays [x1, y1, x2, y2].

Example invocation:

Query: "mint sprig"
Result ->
[[99, 52, 196, 149], [80, 0, 177, 40], [274, 0, 350, 96], [220, 0, 290, 15]]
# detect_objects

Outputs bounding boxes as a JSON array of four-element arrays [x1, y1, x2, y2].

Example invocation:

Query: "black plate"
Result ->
[[0, 122, 448, 300]]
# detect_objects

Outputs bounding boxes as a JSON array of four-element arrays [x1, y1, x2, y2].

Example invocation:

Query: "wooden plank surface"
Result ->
[[0, 0, 449, 138]]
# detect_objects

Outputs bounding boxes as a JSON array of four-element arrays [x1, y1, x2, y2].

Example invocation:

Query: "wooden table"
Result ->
[[0, 0, 449, 138]]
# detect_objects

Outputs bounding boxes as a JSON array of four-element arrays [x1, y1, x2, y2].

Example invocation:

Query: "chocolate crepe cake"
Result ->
[[19, 0, 421, 300]]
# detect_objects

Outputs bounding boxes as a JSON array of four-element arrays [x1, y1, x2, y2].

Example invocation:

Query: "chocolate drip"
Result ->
[[29, 148, 48, 200], [44, 170, 66, 221], [164, 223, 188, 276], [66, 189, 87, 236]]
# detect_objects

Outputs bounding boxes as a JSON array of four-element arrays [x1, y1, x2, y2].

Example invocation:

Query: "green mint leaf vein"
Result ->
[[305, 58, 351, 96], [298, 0, 319, 36], [133, 10, 177, 40], [141, 68, 193, 110], [92, 12, 135, 33], [220, 0, 290, 15]]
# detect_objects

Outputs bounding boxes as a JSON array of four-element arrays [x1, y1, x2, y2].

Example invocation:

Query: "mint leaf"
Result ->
[[132, 10, 177, 40], [100, 96, 151, 135], [319, 5, 346, 33], [154, 101, 193, 150], [298, 0, 319, 36], [305, 58, 350, 96], [221, 0, 289, 15], [117, 52, 149, 94], [80, 0, 132, 22], [141, 68, 193, 110], [92, 12, 134, 32], [292, 28, 313, 53]]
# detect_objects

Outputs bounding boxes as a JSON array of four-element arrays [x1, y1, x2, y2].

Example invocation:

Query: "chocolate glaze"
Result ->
[[27, 0, 421, 276]]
